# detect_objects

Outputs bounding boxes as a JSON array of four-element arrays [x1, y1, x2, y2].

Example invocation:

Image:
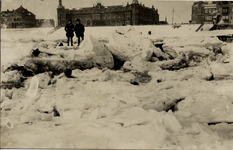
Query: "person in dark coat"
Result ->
[[75, 19, 85, 46], [65, 19, 74, 46]]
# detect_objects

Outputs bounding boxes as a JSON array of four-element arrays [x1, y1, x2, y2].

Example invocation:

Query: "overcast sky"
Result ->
[[2, 0, 199, 24]]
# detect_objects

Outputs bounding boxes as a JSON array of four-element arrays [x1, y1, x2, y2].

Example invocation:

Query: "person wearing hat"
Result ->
[[65, 19, 75, 46], [75, 19, 85, 46]]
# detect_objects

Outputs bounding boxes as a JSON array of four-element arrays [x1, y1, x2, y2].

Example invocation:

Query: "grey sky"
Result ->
[[2, 0, 196, 24]]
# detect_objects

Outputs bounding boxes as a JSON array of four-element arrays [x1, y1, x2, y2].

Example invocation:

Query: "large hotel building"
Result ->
[[57, 0, 160, 27]]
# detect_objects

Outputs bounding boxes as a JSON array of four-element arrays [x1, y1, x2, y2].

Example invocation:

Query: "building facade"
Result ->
[[57, 0, 159, 27], [216, 1, 233, 25], [1, 5, 36, 28], [1, 9, 14, 28], [204, 2, 217, 24], [36, 19, 55, 27], [191, 1, 233, 25], [191, 1, 208, 24]]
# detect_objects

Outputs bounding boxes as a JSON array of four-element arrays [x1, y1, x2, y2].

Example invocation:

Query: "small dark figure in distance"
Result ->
[[65, 19, 74, 46], [75, 19, 85, 46]]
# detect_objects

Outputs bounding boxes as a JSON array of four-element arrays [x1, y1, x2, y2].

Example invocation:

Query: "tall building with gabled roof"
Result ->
[[1, 5, 36, 28], [57, 0, 159, 27], [191, 1, 208, 24]]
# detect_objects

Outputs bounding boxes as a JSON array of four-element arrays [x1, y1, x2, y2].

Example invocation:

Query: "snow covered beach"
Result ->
[[1, 25, 233, 149]]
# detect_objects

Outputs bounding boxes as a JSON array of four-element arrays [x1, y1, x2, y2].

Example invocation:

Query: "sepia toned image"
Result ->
[[1, 0, 233, 149]]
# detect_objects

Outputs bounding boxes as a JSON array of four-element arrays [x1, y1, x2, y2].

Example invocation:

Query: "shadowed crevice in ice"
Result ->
[[32, 48, 41, 57], [112, 54, 125, 70], [217, 35, 233, 43], [1, 65, 35, 89], [207, 123, 233, 140], [212, 75, 233, 81], [37, 106, 60, 117], [208, 122, 233, 126], [4, 64, 35, 77], [64, 69, 74, 78], [130, 81, 139, 86]]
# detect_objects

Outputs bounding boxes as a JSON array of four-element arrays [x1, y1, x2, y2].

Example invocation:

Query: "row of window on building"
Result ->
[[222, 7, 233, 14], [205, 15, 230, 21], [14, 18, 22, 21], [222, 15, 230, 21], [13, 22, 22, 26], [205, 8, 216, 14], [92, 14, 152, 21], [205, 16, 212, 20], [191, 1, 233, 24], [68, 13, 132, 21]]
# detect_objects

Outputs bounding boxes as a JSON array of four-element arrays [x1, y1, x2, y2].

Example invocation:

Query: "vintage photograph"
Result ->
[[1, 0, 233, 149]]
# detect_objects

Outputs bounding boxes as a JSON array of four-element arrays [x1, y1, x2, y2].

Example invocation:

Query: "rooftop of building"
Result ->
[[1, 5, 35, 16], [58, 0, 158, 12]]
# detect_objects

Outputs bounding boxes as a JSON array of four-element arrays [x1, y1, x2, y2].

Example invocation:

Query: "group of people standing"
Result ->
[[65, 19, 85, 46]]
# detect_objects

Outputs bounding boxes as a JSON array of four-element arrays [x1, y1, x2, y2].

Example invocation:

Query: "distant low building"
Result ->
[[159, 16, 168, 25], [57, 0, 159, 27], [36, 19, 55, 27], [1, 9, 14, 28], [1, 5, 36, 28]]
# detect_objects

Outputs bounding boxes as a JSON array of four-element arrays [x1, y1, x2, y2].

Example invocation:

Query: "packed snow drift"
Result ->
[[1, 25, 233, 149]]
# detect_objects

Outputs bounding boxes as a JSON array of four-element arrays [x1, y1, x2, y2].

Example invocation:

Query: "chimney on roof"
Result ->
[[96, 2, 101, 8], [132, 0, 139, 4]]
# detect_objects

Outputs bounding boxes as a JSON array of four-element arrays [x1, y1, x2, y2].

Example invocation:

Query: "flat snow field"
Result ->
[[1, 25, 233, 149], [2, 24, 233, 40]]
